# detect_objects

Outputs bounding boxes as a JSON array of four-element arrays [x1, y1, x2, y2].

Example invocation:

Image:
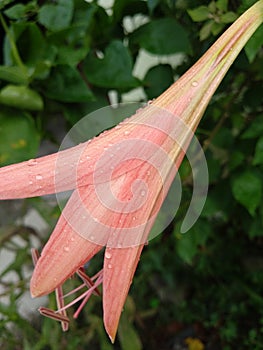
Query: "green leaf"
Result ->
[[187, 6, 210, 22], [232, 171, 262, 216], [175, 220, 210, 264], [241, 115, 263, 139], [245, 24, 263, 62], [200, 20, 213, 41], [216, 0, 228, 12], [144, 64, 174, 99], [14, 23, 50, 67], [249, 217, 263, 239], [56, 44, 89, 67], [0, 65, 28, 84], [130, 18, 191, 55], [38, 0, 74, 31], [211, 22, 225, 36], [43, 65, 94, 102], [229, 150, 245, 170], [0, 107, 40, 166], [220, 11, 238, 24], [0, 0, 15, 10], [0, 85, 43, 111], [253, 137, 263, 165], [118, 297, 142, 350], [4, 4, 27, 19], [147, 0, 159, 13], [84, 40, 139, 89]]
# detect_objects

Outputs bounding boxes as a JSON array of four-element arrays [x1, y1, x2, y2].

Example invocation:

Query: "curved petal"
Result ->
[[103, 245, 144, 343], [30, 187, 103, 297]]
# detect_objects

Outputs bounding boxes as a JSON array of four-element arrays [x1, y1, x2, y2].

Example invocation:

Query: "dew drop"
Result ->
[[191, 81, 198, 87], [147, 99, 155, 105], [107, 263, 112, 269], [36, 175, 43, 180], [105, 251, 112, 259], [110, 153, 114, 158], [86, 156, 91, 160], [132, 216, 137, 221], [70, 237, 75, 242], [28, 159, 38, 166], [29, 181, 33, 185], [124, 130, 130, 136], [89, 235, 95, 241], [140, 190, 146, 197], [64, 246, 70, 252]]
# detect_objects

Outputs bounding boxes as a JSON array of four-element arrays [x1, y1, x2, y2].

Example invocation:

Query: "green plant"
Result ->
[[0, 1, 263, 349]]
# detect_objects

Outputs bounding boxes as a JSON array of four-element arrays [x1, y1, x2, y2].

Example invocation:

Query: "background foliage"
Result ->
[[0, 0, 263, 349]]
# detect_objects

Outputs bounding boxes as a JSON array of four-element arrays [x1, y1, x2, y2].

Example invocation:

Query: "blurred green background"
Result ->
[[0, 0, 263, 349]]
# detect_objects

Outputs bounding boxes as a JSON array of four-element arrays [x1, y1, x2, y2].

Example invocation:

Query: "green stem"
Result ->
[[0, 13, 28, 76]]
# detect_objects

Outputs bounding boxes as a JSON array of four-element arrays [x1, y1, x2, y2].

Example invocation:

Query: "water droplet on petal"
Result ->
[[147, 99, 155, 105], [36, 175, 43, 180], [124, 130, 130, 136], [105, 251, 112, 259], [64, 246, 70, 252], [140, 190, 146, 197], [191, 81, 198, 87], [29, 181, 33, 185], [28, 159, 38, 166], [107, 263, 112, 269], [70, 237, 75, 242]]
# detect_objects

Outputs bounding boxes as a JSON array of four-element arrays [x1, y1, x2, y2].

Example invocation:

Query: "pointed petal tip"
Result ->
[[104, 322, 117, 344], [30, 280, 46, 299], [109, 335, 116, 344]]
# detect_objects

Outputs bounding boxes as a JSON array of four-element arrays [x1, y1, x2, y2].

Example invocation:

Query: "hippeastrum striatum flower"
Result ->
[[0, 1, 263, 342]]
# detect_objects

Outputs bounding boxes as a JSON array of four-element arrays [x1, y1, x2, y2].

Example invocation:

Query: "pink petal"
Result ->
[[103, 245, 144, 343], [30, 187, 103, 297]]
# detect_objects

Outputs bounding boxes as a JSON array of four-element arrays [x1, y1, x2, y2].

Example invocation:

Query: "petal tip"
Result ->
[[105, 324, 117, 344]]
